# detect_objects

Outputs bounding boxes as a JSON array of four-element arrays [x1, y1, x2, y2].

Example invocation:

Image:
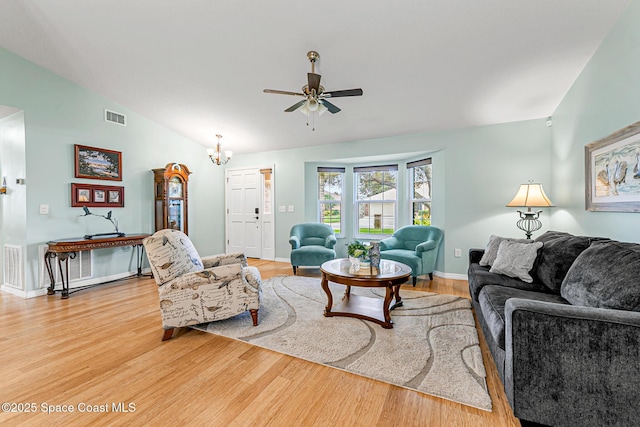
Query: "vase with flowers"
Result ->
[[347, 240, 370, 269]]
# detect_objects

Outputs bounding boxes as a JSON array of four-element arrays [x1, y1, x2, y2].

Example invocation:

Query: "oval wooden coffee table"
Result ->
[[320, 258, 412, 329]]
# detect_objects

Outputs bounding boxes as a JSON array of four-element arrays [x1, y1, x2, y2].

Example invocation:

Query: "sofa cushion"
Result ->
[[478, 285, 569, 350], [490, 240, 543, 283], [290, 245, 336, 267], [533, 231, 608, 293], [479, 235, 531, 267], [561, 241, 640, 311], [468, 263, 550, 302]]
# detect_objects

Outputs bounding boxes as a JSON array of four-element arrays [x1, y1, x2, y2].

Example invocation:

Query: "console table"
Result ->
[[45, 233, 150, 299]]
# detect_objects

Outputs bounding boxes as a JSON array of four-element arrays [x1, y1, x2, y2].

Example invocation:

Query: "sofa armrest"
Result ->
[[201, 252, 247, 269], [379, 236, 399, 251], [469, 248, 484, 264], [504, 298, 640, 426], [289, 235, 300, 249], [415, 239, 438, 254], [325, 234, 337, 249]]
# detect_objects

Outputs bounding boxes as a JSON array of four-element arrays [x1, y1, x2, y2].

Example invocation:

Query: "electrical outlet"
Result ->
[[39, 204, 49, 215], [454, 248, 462, 258]]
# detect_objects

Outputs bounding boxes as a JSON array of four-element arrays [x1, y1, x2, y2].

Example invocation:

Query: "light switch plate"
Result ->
[[39, 204, 49, 215], [278, 205, 286, 213], [287, 205, 294, 212]]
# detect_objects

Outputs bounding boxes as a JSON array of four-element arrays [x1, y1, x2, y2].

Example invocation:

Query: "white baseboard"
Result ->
[[1, 268, 152, 299], [433, 270, 468, 281], [65, 269, 150, 290]]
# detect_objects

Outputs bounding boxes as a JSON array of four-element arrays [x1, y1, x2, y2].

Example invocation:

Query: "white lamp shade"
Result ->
[[506, 183, 555, 207], [206, 148, 215, 157], [225, 151, 233, 159], [307, 98, 319, 111]]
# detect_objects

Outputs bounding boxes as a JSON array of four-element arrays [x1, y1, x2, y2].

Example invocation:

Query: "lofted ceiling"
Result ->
[[0, 1, 630, 155]]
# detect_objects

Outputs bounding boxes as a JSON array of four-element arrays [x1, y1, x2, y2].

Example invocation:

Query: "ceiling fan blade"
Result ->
[[285, 100, 307, 112], [322, 88, 363, 98], [264, 89, 305, 97], [308, 73, 321, 93], [319, 99, 341, 114]]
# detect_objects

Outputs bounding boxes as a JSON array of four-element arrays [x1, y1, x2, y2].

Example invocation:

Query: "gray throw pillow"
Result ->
[[479, 235, 532, 267], [490, 240, 543, 283], [533, 231, 608, 293], [561, 241, 640, 311]]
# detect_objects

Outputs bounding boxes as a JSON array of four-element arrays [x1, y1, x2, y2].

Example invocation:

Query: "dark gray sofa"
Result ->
[[468, 231, 640, 427]]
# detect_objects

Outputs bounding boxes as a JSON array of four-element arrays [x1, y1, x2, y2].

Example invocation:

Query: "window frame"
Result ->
[[354, 164, 398, 239], [317, 167, 345, 238], [407, 158, 432, 226]]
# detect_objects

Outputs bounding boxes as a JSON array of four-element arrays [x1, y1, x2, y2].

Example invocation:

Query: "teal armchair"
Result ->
[[379, 225, 443, 286], [289, 223, 337, 274]]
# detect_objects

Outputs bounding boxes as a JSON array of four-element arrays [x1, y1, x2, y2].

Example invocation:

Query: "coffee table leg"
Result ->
[[343, 285, 351, 300], [321, 273, 333, 316], [390, 284, 403, 310], [382, 285, 394, 328]]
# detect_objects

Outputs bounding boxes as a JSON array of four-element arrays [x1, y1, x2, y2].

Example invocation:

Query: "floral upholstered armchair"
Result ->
[[143, 229, 262, 340]]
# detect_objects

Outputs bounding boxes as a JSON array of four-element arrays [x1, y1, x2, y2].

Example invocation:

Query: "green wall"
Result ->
[[231, 118, 552, 277], [0, 47, 226, 295], [550, 0, 640, 243]]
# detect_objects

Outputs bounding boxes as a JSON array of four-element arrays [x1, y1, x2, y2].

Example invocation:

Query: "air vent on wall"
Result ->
[[104, 109, 127, 126], [4, 244, 24, 290]]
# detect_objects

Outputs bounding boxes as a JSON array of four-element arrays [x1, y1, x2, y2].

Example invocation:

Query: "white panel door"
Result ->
[[226, 168, 261, 258]]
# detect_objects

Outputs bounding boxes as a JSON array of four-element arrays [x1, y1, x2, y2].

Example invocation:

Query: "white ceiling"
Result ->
[[0, 1, 630, 154]]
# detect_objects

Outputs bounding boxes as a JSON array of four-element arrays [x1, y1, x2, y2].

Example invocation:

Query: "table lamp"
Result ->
[[506, 181, 555, 239]]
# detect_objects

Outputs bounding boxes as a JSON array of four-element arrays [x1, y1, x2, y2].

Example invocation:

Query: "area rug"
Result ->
[[193, 275, 492, 411]]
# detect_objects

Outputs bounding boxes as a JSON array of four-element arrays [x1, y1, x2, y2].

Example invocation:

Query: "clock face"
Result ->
[[168, 177, 182, 197]]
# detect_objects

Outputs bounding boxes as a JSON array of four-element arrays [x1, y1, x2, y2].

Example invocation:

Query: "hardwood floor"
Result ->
[[0, 260, 520, 426]]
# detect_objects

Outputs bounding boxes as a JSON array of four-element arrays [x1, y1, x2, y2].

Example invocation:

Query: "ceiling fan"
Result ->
[[263, 51, 363, 122]]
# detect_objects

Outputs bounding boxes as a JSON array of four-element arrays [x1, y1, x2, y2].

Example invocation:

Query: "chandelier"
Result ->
[[207, 134, 232, 166]]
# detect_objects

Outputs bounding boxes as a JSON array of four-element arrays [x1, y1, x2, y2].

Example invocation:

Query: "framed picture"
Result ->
[[77, 188, 91, 203], [71, 183, 124, 208], [94, 189, 106, 203], [75, 144, 122, 181], [108, 190, 120, 203], [585, 120, 640, 212]]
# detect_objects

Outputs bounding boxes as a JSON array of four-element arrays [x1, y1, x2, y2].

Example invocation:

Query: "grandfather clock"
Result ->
[[153, 163, 192, 235]]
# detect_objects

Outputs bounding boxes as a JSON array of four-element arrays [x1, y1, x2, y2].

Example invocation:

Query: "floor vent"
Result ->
[[39, 245, 93, 289], [4, 244, 24, 290], [104, 109, 126, 126]]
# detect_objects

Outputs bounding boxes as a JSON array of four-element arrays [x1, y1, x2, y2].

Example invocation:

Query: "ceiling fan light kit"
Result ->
[[263, 51, 363, 130]]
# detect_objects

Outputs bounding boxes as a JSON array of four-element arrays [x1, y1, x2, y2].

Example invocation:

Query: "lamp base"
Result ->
[[516, 210, 542, 239]]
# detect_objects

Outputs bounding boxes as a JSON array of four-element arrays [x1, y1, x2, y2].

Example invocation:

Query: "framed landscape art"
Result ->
[[585, 120, 640, 212], [71, 183, 124, 208], [75, 144, 122, 181]]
